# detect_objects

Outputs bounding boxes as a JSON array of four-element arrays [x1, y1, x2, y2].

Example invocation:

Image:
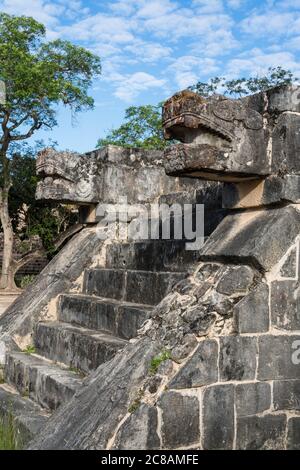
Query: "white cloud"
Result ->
[[192, 0, 224, 13], [226, 49, 300, 78], [0, 0, 63, 26], [59, 13, 136, 44], [124, 41, 172, 63], [168, 55, 219, 89], [113, 72, 167, 102], [240, 11, 295, 37], [226, 0, 243, 8]]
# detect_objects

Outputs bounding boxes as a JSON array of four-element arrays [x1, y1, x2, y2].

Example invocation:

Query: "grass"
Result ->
[[149, 350, 171, 376], [0, 413, 21, 450], [22, 345, 36, 355], [68, 366, 85, 379]]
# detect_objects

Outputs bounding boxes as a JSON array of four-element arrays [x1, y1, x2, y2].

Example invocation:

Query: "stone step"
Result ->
[[83, 268, 185, 305], [34, 322, 128, 374], [0, 384, 49, 448], [4, 352, 83, 412], [105, 240, 199, 272], [58, 294, 151, 340]]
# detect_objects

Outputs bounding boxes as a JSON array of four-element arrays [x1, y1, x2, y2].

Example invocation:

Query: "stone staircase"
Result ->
[[0, 238, 195, 446]]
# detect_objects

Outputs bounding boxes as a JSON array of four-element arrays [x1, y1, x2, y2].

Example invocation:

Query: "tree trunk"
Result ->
[[0, 188, 17, 290]]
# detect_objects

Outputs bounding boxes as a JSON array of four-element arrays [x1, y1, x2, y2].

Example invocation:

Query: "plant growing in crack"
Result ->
[[22, 345, 36, 355], [149, 350, 171, 376]]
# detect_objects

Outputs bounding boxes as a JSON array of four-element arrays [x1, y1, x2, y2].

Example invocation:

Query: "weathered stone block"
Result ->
[[234, 283, 269, 334], [271, 280, 300, 330], [287, 417, 300, 450], [216, 265, 254, 296], [158, 391, 200, 448], [273, 380, 300, 411], [200, 207, 300, 272], [280, 246, 297, 278], [169, 339, 218, 389], [258, 335, 300, 380], [34, 321, 127, 373], [202, 384, 234, 450], [117, 305, 150, 340], [126, 271, 184, 305], [235, 382, 271, 417], [113, 404, 160, 450], [83, 268, 125, 300], [236, 414, 287, 450], [219, 336, 257, 381]]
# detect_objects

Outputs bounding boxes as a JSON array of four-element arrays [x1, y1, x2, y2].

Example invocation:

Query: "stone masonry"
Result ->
[[0, 85, 300, 450]]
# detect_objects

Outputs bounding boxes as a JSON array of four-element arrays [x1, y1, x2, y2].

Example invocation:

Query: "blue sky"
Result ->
[[1, 0, 300, 152]]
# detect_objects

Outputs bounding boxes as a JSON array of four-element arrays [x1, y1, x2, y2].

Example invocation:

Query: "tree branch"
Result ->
[[13, 224, 84, 271]]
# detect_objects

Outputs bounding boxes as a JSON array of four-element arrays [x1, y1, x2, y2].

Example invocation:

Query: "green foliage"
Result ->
[[8, 142, 78, 256], [22, 345, 35, 355], [128, 388, 144, 414], [16, 274, 36, 289], [149, 350, 171, 375], [97, 104, 167, 150], [0, 12, 101, 186], [0, 413, 21, 450], [189, 67, 297, 97]]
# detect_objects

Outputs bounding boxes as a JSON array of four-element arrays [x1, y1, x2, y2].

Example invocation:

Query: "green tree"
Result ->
[[0, 13, 101, 290], [9, 142, 77, 252], [97, 104, 167, 150], [190, 66, 296, 97], [98, 67, 296, 153]]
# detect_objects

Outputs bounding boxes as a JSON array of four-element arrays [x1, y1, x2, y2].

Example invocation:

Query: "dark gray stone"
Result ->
[[5, 352, 82, 411], [158, 391, 200, 448], [219, 336, 257, 381], [29, 337, 160, 449], [181, 305, 217, 336], [59, 294, 117, 333], [125, 270, 184, 305], [258, 335, 300, 380], [202, 384, 234, 450], [271, 280, 300, 330], [0, 386, 49, 448], [273, 380, 300, 411], [113, 404, 160, 450], [169, 339, 218, 389], [200, 206, 300, 272], [234, 283, 269, 334], [236, 414, 287, 450], [0, 227, 105, 363], [106, 240, 198, 272], [117, 304, 151, 339], [216, 265, 254, 296], [235, 382, 271, 417], [83, 269, 126, 300], [34, 322, 127, 373], [280, 247, 297, 277], [287, 417, 300, 450]]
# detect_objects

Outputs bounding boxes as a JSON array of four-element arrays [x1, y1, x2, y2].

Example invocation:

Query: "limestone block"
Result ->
[[202, 384, 234, 450], [235, 382, 271, 417], [258, 335, 300, 380], [236, 414, 287, 450], [273, 380, 300, 411], [219, 336, 257, 381], [216, 265, 254, 296], [169, 339, 218, 389], [201, 206, 300, 272], [113, 404, 160, 450], [287, 417, 300, 450], [234, 284, 269, 334], [271, 280, 300, 330], [158, 391, 200, 448]]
